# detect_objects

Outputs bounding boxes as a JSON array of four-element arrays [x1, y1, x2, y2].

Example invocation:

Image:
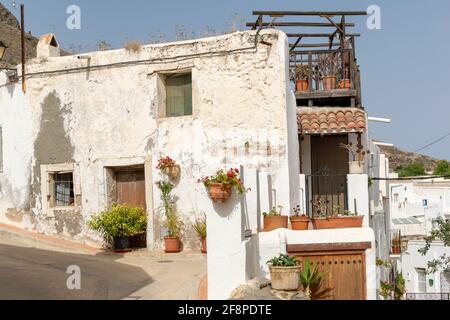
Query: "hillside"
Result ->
[[0, 2, 38, 68], [377, 144, 442, 172]]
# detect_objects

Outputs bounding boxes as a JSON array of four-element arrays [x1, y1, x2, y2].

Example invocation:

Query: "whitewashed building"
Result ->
[[1, 12, 390, 299]]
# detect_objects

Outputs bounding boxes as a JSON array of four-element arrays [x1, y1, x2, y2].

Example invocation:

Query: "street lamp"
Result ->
[[0, 40, 7, 61]]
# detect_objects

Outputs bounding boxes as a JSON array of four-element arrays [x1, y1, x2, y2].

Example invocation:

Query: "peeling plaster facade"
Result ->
[[0, 30, 300, 249]]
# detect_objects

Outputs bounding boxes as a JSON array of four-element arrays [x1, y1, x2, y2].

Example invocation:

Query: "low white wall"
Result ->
[[258, 227, 377, 300]]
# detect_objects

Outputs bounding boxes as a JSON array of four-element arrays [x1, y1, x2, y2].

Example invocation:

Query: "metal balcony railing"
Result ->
[[406, 293, 450, 300]]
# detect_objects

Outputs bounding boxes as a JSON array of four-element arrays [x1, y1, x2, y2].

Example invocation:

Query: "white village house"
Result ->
[[0, 12, 394, 300], [386, 178, 450, 298]]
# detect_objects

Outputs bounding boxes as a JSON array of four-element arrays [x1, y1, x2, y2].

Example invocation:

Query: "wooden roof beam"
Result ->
[[245, 22, 355, 28], [252, 11, 368, 16], [286, 33, 360, 38]]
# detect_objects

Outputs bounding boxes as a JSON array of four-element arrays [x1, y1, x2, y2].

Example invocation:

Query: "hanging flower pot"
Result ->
[[164, 165, 181, 180], [199, 168, 248, 204], [208, 183, 232, 203]]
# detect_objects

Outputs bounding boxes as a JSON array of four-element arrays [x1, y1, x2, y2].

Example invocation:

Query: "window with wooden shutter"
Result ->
[[165, 73, 192, 117]]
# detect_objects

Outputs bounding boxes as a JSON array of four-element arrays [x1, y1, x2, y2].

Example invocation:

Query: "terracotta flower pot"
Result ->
[[201, 238, 207, 254], [263, 215, 288, 232], [322, 76, 337, 90], [311, 216, 364, 230], [296, 79, 309, 92], [339, 79, 351, 89], [269, 265, 301, 291], [208, 183, 232, 203], [164, 165, 181, 179], [290, 216, 310, 230], [164, 237, 182, 253]]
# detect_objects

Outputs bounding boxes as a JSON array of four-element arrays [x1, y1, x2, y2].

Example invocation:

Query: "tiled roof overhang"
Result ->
[[298, 107, 367, 135]]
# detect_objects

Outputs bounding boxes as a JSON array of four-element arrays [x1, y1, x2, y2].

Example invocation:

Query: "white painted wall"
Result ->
[[347, 174, 370, 227], [387, 180, 450, 236], [1, 30, 300, 251], [401, 240, 450, 294], [0, 72, 33, 228]]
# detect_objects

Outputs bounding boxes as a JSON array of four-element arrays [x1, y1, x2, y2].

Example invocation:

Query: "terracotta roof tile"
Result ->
[[298, 107, 367, 134]]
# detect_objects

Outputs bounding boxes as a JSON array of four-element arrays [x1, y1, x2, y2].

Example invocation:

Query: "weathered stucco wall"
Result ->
[[0, 73, 33, 227], [0, 29, 297, 249]]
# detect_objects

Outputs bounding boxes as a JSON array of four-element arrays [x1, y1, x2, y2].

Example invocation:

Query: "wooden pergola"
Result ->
[[246, 10, 367, 52]]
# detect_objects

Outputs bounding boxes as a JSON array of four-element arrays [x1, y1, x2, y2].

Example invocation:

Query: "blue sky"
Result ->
[[4, 0, 450, 160]]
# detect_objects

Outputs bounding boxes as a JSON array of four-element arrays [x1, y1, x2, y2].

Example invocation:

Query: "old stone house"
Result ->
[[1, 14, 392, 299]]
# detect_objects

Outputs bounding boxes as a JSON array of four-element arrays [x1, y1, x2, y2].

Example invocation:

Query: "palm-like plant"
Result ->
[[299, 258, 327, 300]]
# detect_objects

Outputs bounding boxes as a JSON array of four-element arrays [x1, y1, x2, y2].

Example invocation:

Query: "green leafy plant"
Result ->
[[295, 65, 309, 80], [395, 162, 426, 177], [156, 180, 183, 239], [88, 204, 147, 238], [379, 280, 393, 300], [267, 254, 299, 267], [394, 273, 406, 300], [192, 214, 207, 239], [164, 210, 184, 238], [263, 205, 283, 217], [199, 168, 248, 194], [299, 258, 327, 300], [419, 218, 450, 273], [433, 160, 450, 176]]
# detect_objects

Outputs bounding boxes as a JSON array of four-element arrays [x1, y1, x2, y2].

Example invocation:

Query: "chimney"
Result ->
[[37, 33, 60, 58]]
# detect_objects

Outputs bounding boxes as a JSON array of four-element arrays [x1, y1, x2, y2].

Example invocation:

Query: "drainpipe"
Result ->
[[278, 231, 287, 255]]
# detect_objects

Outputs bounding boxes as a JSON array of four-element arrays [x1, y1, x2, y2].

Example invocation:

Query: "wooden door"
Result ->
[[116, 170, 146, 210], [294, 252, 366, 300], [310, 135, 348, 215]]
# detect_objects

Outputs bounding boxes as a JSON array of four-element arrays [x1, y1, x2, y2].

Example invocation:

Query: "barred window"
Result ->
[[51, 172, 74, 207]]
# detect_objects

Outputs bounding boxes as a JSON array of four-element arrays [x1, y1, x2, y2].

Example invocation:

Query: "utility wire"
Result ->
[[414, 133, 450, 153]]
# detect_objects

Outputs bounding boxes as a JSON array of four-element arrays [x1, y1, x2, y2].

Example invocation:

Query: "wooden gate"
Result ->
[[288, 242, 370, 300]]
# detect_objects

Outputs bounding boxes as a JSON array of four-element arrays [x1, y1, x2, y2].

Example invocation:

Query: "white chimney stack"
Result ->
[[37, 34, 60, 58]]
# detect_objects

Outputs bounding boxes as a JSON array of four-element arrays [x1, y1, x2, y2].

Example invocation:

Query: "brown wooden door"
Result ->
[[310, 135, 349, 215], [116, 170, 146, 210], [294, 252, 366, 300]]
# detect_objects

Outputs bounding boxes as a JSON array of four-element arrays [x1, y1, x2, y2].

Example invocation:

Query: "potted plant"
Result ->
[[340, 142, 368, 174], [299, 258, 327, 300], [267, 254, 301, 291], [339, 78, 352, 89], [156, 180, 184, 253], [318, 53, 339, 90], [88, 204, 147, 253], [199, 168, 247, 203], [310, 202, 364, 230], [157, 156, 180, 180], [163, 210, 184, 253], [263, 206, 288, 232], [290, 205, 310, 231], [295, 65, 309, 92], [192, 214, 207, 254]]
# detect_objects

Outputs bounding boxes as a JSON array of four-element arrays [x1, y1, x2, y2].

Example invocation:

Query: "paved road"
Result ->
[[0, 243, 153, 300]]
